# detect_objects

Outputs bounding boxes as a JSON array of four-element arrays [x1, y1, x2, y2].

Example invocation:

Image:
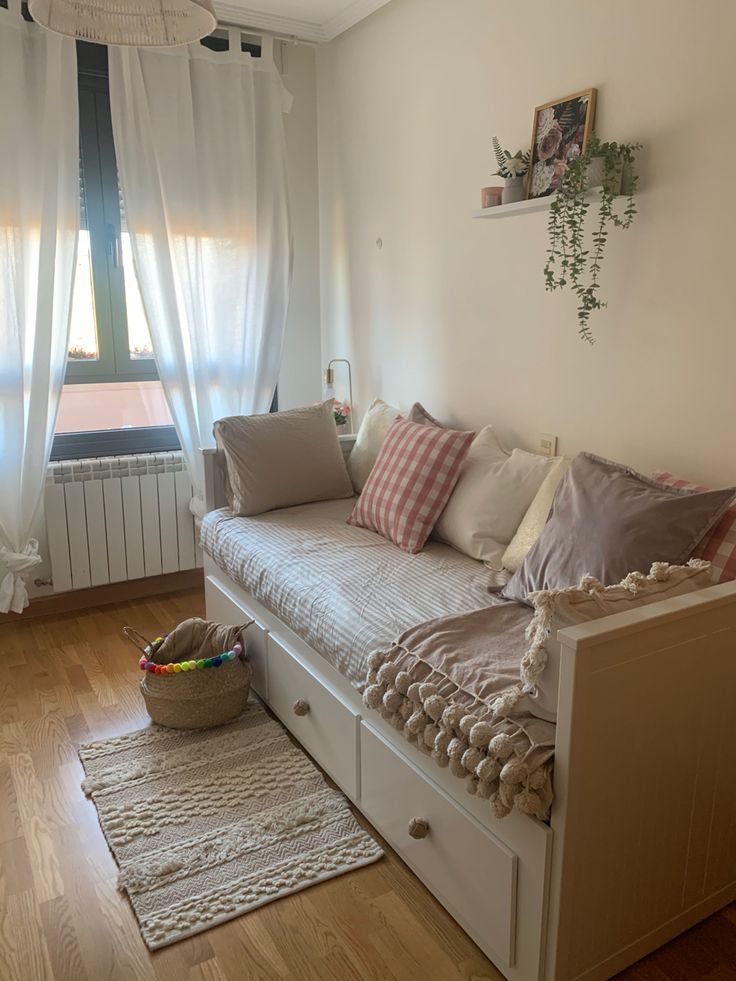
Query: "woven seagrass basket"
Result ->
[[124, 624, 253, 730]]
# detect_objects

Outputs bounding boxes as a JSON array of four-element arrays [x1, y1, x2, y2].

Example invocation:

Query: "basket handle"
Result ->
[[123, 626, 152, 655], [126, 620, 255, 659]]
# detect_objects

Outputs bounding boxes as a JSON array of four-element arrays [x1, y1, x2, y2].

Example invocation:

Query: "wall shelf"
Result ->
[[473, 187, 614, 220], [473, 196, 555, 219]]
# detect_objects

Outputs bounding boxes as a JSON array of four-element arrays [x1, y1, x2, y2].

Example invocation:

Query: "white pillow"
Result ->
[[511, 560, 714, 723], [502, 456, 569, 573], [347, 398, 402, 492], [434, 427, 554, 569]]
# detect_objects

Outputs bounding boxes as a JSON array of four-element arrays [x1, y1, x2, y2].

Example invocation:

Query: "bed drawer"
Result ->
[[204, 575, 268, 699], [267, 635, 359, 800], [360, 722, 517, 968]]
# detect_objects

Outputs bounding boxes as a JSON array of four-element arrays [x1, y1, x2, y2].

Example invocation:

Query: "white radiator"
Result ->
[[44, 452, 202, 593]]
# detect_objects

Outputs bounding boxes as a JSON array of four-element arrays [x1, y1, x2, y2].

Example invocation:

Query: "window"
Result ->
[[53, 34, 270, 460], [69, 71, 156, 383], [54, 41, 178, 459]]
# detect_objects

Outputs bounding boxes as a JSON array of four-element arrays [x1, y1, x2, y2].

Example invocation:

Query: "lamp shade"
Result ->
[[28, 0, 217, 47]]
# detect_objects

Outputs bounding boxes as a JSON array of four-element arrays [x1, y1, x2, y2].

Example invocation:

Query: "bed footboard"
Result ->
[[547, 580, 736, 981]]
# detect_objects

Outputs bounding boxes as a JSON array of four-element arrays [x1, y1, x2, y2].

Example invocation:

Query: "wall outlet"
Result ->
[[539, 433, 558, 457]]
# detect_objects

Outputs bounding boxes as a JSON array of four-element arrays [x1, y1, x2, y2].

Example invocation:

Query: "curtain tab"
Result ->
[[228, 28, 241, 55], [261, 35, 274, 65], [0, 539, 42, 615]]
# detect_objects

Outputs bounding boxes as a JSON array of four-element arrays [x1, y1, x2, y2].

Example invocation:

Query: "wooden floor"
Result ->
[[0, 590, 734, 981]]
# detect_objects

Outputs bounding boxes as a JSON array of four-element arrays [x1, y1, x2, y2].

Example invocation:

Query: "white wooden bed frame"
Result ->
[[202, 444, 736, 981]]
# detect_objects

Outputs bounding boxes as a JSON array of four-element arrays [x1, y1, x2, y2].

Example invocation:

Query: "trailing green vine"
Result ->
[[544, 134, 642, 343]]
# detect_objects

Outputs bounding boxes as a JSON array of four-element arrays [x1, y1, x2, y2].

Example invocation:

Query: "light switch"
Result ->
[[539, 433, 558, 457]]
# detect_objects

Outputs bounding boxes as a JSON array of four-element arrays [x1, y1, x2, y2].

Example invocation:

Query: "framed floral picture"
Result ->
[[527, 89, 597, 199]]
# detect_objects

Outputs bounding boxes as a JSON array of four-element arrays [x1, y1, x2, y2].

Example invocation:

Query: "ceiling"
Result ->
[[214, 0, 392, 42]]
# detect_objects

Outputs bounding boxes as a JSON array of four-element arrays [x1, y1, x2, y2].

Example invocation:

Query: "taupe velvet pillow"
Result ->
[[501, 452, 736, 606], [407, 402, 442, 427], [213, 402, 354, 517]]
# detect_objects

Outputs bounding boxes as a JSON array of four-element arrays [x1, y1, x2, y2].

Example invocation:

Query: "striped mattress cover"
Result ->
[[200, 498, 507, 687]]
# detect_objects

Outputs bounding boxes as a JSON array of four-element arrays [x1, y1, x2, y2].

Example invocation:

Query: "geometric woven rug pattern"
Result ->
[[79, 703, 383, 949]]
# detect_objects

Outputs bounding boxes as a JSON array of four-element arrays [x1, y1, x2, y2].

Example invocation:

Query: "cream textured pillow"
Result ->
[[347, 398, 401, 493], [213, 402, 354, 517], [501, 560, 714, 724], [434, 427, 554, 569], [502, 457, 569, 573]]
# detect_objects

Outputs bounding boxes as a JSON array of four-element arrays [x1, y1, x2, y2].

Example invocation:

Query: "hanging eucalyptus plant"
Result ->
[[544, 134, 642, 343]]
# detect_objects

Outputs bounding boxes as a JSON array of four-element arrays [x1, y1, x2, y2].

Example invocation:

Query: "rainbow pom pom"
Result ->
[[140, 649, 244, 677]]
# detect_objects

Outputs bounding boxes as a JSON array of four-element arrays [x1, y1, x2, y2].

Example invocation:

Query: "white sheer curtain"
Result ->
[[108, 34, 293, 512], [0, 2, 78, 614]]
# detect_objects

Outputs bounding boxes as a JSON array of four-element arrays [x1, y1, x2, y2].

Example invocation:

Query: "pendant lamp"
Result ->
[[28, 0, 217, 47]]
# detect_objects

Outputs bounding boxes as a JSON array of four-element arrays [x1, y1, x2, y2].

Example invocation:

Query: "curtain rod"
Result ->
[[214, 20, 317, 46]]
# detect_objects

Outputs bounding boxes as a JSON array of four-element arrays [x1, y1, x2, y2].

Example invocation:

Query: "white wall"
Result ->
[[317, 0, 736, 486], [278, 41, 323, 409]]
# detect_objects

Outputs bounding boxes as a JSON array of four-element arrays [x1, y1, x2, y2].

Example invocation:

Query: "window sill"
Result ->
[[50, 426, 181, 461]]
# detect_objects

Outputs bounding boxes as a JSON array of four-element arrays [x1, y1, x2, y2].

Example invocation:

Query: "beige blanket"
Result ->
[[363, 603, 556, 821], [150, 619, 248, 665]]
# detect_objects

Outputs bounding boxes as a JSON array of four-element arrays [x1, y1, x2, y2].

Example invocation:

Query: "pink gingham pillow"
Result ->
[[655, 472, 736, 582], [348, 418, 474, 553]]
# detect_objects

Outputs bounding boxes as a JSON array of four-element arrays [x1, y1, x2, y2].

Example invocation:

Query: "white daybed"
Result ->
[[201, 442, 736, 981]]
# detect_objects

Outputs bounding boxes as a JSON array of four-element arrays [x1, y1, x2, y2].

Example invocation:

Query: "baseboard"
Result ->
[[0, 569, 204, 625]]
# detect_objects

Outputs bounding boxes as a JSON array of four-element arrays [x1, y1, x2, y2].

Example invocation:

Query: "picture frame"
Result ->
[[526, 88, 597, 199]]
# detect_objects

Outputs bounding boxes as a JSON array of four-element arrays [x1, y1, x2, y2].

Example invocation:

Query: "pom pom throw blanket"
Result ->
[[363, 602, 556, 820]]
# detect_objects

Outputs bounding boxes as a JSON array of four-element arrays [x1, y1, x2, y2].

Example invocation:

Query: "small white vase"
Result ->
[[502, 176, 526, 205]]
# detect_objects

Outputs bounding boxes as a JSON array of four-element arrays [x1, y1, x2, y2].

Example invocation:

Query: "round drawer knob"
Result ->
[[408, 817, 430, 840], [293, 699, 310, 717]]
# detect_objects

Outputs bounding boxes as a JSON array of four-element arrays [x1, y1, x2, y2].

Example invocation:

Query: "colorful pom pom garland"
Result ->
[[139, 642, 243, 675]]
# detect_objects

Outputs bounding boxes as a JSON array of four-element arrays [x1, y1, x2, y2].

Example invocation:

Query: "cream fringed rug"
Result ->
[[79, 705, 383, 949]]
